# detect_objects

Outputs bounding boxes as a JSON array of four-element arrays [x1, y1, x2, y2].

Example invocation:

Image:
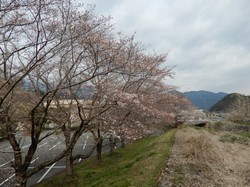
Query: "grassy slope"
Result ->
[[37, 129, 176, 187], [219, 131, 250, 145]]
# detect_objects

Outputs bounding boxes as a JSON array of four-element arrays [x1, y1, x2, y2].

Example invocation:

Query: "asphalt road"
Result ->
[[0, 131, 113, 187]]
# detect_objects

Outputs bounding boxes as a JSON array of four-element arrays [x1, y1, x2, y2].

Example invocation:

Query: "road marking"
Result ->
[[38, 142, 48, 148], [28, 166, 66, 169], [1, 143, 31, 151], [47, 136, 57, 140], [37, 162, 57, 183], [31, 157, 39, 164], [0, 153, 37, 170], [79, 135, 89, 163], [48, 166, 65, 169], [83, 135, 89, 150], [21, 144, 31, 149], [0, 168, 12, 170], [0, 159, 14, 168], [0, 173, 15, 186], [49, 142, 61, 150], [3, 146, 12, 150]]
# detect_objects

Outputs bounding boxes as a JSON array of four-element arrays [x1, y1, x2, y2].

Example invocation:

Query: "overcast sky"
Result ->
[[82, 0, 250, 95]]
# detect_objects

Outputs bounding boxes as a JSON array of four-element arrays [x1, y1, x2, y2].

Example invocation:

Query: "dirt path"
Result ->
[[158, 127, 250, 187]]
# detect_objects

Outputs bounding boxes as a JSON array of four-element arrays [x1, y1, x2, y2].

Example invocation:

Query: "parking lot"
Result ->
[[0, 131, 98, 186]]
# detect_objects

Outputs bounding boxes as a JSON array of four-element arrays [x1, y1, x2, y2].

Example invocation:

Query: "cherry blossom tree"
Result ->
[[80, 39, 186, 155], [0, 0, 113, 185], [86, 39, 193, 154]]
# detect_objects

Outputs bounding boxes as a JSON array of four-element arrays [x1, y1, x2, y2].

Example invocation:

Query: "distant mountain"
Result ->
[[184, 90, 228, 110], [210, 93, 250, 112]]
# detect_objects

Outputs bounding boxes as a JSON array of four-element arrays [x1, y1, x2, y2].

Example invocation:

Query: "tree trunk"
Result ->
[[121, 138, 125, 148], [63, 124, 73, 176], [15, 171, 27, 187], [7, 123, 28, 187], [109, 135, 116, 154], [96, 138, 103, 160], [66, 148, 73, 176]]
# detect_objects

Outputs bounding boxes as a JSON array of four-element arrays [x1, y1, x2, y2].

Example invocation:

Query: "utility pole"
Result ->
[[204, 98, 207, 111]]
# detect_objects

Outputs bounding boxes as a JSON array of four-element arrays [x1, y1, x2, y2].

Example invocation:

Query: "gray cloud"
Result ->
[[83, 0, 250, 95]]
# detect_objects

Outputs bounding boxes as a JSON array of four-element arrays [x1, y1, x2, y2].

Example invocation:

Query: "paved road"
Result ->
[[0, 131, 113, 186]]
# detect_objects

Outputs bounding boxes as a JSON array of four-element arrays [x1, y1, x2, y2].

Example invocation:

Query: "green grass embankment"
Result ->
[[220, 132, 250, 145], [37, 129, 176, 187]]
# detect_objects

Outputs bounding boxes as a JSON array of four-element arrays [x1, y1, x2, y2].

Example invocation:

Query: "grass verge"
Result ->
[[220, 132, 250, 145], [36, 129, 176, 187]]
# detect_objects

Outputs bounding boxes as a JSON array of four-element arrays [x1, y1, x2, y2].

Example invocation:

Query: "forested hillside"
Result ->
[[210, 93, 250, 112]]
